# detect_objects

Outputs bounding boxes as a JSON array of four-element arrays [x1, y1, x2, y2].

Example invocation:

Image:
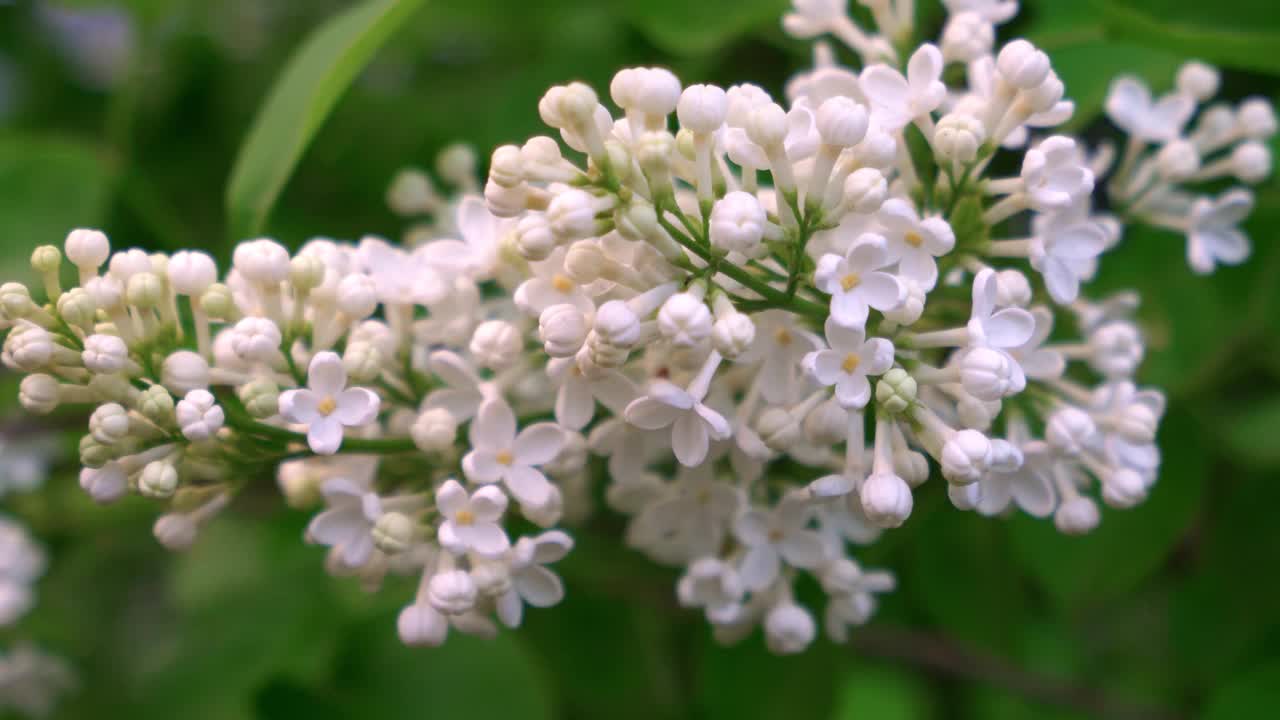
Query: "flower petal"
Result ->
[[456, 522, 510, 558], [984, 308, 1036, 348], [470, 485, 509, 521], [307, 351, 347, 396], [514, 423, 566, 466], [307, 416, 344, 455], [738, 545, 780, 592], [470, 399, 517, 449], [625, 397, 683, 430], [436, 479, 468, 516], [429, 350, 481, 390], [278, 389, 318, 424], [504, 465, 553, 507], [779, 530, 825, 569], [556, 378, 594, 430], [516, 565, 565, 607], [335, 387, 380, 426], [529, 530, 574, 564], [671, 411, 710, 466], [462, 449, 504, 484]]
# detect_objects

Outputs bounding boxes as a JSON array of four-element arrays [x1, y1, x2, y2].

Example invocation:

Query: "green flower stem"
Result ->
[[214, 388, 418, 456]]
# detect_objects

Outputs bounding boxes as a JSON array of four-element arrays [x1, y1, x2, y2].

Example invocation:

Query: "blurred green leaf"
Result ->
[[224, 0, 426, 242], [1088, 0, 1280, 76], [622, 0, 784, 54], [830, 664, 935, 720], [1203, 660, 1280, 719], [1218, 399, 1280, 468]]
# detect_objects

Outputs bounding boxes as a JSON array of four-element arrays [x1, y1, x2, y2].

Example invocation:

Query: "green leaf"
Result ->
[[1087, 0, 1280, 76], [1218, 399, 1280, 469], [1203, 661, 1280, 719], [830, 664, 935, 720], [622, 0, 784, 54], [224, 0, 426, 242]]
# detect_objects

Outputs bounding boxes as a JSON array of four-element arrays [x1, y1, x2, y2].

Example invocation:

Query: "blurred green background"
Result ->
[[1, 0, 1279, 718]]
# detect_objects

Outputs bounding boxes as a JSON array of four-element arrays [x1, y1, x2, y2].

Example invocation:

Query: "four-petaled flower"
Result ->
[[804, 317, 895, 409], [859, 44, 946, 132], [1186, 189, 1252, 274], [436, 478, 510, 558], [624, 367, 732, 468], [814, 234, 904, 329], [733, 492, 825, 591], [279, 351, 380, 455], [463, 399, 565, 508], [878, 198, 956, 290]]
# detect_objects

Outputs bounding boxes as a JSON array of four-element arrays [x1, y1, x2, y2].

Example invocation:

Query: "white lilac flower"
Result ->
[[307, 477, 382, 567], [803, 317, 895, 409], [734, 493, 825, 591], [436, 478, 510, 558], [463, 399, 565, 508], [1185, 189, 1252, 274], [813, 234, 904, 329], [877, 198, 956, 289], [1105, 76, 1195, 143], [624, 353, 732, 467], [859, 44, 947, 131], [496, 530, 573, 628], [278, 352, 380, 455]]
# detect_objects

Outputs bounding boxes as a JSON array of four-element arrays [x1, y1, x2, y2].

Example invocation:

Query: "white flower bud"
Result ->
[[959, 347, 1014, 401], [803, 398, 847, 446], [1088, 321, 1144, 378], [108, 248, 151, 281], [428, 569, 478, 615], [547, 189, 598, 241], [996, 39, 1051, 89], [139, 461, 178, 499], [949, 481, 983, 510], [79, 435, 113, 469], [1237, 98, 1277, 139], [843, 168, 888, 214], [941, 11, 994, 62], [230, 317, 282, 364], [489, 145, 525, 188], [593, 300, 641, 348], [678, 84, 728, 134], [957, 395, 997, 430], [1114, 403, 1158, 444], [993, 269, 1032, 307], [1231, 141, 1272, 183], [637, 131, 675, 181], [89, 403, 131, 445], [764, 602, 816, 655], [757, 407, 801, 452], [1177, 61, 1220, 102], [398, 603, 448, 647], [411, 407, 457, 453], [470, 562, 513, 598], [162, 350, 211, 395], [816, 96, 869, 147], [176, 389, 224, 441], [56, 288, 96, 327], [860, 471, 913, 528], [894, 449, 930, 487], [709, 191, 767, 256], [941, 429, 993, 484], [84, 275, 123, 309], [30, 245, 61, 275], [372, 511, 416, 555], [856, 128, 898, 170], [1102, 468, 1147, 509], [875, 368, 917, 414], [1045, 406, 1096, 455], [125, 272, 163, 309], [933, 113, 986, 163], [747, 103, 788, 148], [1024, 71, 1065, 114], [342, 342, 383, 384], [387, 168, 437, 214], [632, 67, 682, 119], [515, 214, 557, 261], [233, 238, 291, 285], [167, 251, 217, 296], [138, 385, 175, 424], [64, 228, 110, 270], [564, 241, 608, 283], [80, 463, 127, 504], [153, 514, 198, 551], [289, 254, 325, 293], [882, 278, 925, 326], [1054, 496, 1099, 535], [437, 143, 477, 187], [336, 273, 378, 319], [485, 178, 528, 218], [200, 283, 234, 320], [711, 312, 755, 359], [19, 374, 60, 414], [5, 324, 53, 371], [469, 320, 522, 370], [657, 293, 712, 348], [238, 378, 279, 419], [539, 304, 588, 358]]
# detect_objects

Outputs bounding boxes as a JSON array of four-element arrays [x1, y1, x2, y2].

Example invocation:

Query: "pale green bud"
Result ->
[[200, 283, 234, 320], [79, 435, 115, 469], [30, 245, 62, 274], [57, 288, 97, 327], [238, 378, 279, 419], [372, 512, 416, 555], [876, 368, 918, 414], [126, 272, 163, 309], [139, 460, 178, 499], [139, 385, 176, 424]]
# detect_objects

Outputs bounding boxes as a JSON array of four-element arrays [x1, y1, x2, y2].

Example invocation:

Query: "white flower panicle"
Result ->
[[0, 0, 1268, 656]]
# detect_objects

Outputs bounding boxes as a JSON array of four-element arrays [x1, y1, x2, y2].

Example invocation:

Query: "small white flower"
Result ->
[[496, 530, 574, 628], [175, 389, 225, 441], [858, 44, 946, 132], [435, 478, 510, 558], [1021, 137, 1094, 212], [814, 234, 904, 329], [307, 477, 381, 567], [966, 269, 1036, 350], [782, 0, 849, 38], [462, 399, 565, 507], [877, 198, 956, 289], [279, 351, 380, 455], [803, 316, 895, 409], [977, 440, 1056, 517], [1185, 189, 1252, 274], [1105, 76, 1195, 143], [546, 355, 636, 431], [1009, 307, 1065, 381], [734, 493, 825, 591], [943, 0, 1018, 23], [709, 191, 767, 256], [624, 374, 731, 467], [1029, 216, 1110, 304]]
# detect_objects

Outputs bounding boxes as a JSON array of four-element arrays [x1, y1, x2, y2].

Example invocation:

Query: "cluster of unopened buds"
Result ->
[[0, 0, 1272, 655]]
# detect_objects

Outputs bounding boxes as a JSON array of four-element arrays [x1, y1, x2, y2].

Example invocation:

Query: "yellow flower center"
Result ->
[[455, 509, 475, 526], [905, 231, 924, 248], [840, 273, 861, 292], [317, 396, 337, 416], [775, 328, 792, 346], [496, 450, 514, 466], [552, 274, 574, 293], [842, 353, 861, 373]]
